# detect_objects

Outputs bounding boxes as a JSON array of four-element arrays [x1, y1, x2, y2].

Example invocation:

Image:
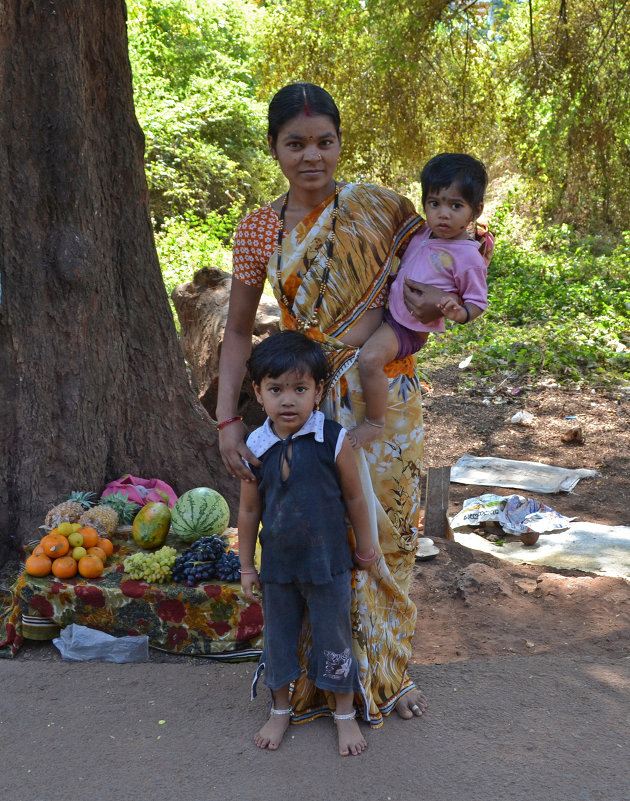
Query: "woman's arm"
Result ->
[[336, 437, 376, 568], [216, 278, 264, 480]]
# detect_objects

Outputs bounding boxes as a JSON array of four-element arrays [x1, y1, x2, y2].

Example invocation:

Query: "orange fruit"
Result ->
[[78, 526, 100, 548], [32, 542, 46, 557], [25, 554, 52, 577], [77, 554, 104, 579], [51, 555, 78, 579], [40, 532, 70, 559], [97, 538, 114, 558], [86, 546, 107, 564]]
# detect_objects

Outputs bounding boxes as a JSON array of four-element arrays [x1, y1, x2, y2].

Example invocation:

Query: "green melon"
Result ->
[[132, 502, 171, 549], [170, 487, 230, 544]]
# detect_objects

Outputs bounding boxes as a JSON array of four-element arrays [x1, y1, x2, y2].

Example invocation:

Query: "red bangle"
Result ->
[[354, 548, 376, 562], [217, 415, 244, 431]]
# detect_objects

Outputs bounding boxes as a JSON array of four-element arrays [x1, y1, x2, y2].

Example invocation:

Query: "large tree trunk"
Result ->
[[0, 0, 237, 562]]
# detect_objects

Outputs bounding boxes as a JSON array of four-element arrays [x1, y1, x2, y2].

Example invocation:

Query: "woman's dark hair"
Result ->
[[421, 153, 488, 211], [247, 330, 329, 386], [268, 83, 341, 144]]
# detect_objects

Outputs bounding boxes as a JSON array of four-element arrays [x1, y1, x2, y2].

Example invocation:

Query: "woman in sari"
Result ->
[[217, 83, 455, 727]]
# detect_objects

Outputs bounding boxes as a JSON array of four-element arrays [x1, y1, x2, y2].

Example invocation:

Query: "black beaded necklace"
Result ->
[[276, 183, 339, 331]]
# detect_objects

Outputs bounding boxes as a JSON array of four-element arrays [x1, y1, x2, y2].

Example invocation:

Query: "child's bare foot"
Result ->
[[254, 707, 292, 750], [334, 711, 367, 756], [347, 420, 385, 450]]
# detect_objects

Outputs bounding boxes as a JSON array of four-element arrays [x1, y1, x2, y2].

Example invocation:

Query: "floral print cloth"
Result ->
[[0, 529, 263, 660]]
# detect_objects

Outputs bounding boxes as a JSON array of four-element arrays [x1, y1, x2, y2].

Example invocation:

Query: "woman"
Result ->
[[217, 83, 450, 725]]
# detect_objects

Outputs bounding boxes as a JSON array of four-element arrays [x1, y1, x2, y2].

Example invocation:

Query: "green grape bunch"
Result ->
[[123, 546, 177, 583]]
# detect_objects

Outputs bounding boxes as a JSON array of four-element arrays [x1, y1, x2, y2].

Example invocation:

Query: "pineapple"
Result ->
[[99, 491, 141, 525], [79, 504, 119, 537], [44, 491, 96, 528]]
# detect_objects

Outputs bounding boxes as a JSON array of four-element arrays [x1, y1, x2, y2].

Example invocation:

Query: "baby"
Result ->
[[349, 152, 489, 448]]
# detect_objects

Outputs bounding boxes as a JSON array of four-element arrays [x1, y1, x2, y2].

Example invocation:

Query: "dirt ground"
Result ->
[[410, 363, 630, 667], [2, 365, 629, 801]]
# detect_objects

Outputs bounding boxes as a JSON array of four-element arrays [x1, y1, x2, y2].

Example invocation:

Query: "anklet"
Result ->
[[333, 710, 356, 721], [364, 418, 385, 428], [270, 706, 293, 716]]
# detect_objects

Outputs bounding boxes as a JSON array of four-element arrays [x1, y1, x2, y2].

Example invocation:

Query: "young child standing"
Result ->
[[237, 330, 376, 756], [349, 152, 490, 449]]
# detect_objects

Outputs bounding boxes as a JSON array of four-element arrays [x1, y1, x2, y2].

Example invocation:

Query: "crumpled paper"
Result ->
[[450, 493, 573, 535]]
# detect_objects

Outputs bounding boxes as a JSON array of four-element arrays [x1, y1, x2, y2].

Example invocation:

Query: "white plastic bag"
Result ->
[[53, 624, 149, 663]]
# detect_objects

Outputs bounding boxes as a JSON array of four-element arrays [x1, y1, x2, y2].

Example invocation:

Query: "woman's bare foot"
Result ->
[[334, 713, 367, 756], [347, 421, 384, 450], [254, 708, 292, 750], [395, 690, 428, 720]]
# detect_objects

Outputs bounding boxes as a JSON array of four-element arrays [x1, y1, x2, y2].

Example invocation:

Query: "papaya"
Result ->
[[132, 502, 171, 549]]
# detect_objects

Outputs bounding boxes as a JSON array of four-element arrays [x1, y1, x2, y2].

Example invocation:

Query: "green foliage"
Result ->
[[258, 0, 496, 187], [491, 0, 630, 228], [154, 211, 234, 328], [422, 210, 630, 387], [127, 0, 282, 224], [258, 0, 630, 228]]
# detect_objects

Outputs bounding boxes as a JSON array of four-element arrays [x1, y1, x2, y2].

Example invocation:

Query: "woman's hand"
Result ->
[[218, 420, 261, 482], [403, 278, 460, 324]]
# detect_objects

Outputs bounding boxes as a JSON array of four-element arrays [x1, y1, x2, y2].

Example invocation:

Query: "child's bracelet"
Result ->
[[238, 569, 258, 575], [217, 415, 244, 430], [459, 304, 471, 324], [364, 418, 385, 429], [354, 548, 376, 562]]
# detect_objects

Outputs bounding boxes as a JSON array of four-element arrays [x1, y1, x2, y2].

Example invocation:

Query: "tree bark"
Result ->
[[0, 0, 237, 562], [171, 267, 279, 426]]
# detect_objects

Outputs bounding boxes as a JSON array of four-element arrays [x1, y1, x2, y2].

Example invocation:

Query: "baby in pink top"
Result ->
[[349, 153, 489, 449]]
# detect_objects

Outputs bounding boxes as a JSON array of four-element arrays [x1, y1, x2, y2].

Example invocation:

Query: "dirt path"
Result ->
[[2, 650, 628, 801]]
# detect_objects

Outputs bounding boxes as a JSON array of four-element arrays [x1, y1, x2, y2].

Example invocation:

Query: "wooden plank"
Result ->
[[423, 466, 452, 539]]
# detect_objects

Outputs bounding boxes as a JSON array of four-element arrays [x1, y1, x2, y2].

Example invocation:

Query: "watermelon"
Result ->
[[132, 502, 171, 549], [170, 487, 230, 544]]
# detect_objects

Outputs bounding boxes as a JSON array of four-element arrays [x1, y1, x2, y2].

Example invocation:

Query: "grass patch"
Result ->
[[421, 210, 630, 389]]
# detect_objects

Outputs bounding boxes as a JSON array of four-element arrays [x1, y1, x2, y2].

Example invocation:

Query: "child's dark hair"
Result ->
[[268, 83, 341, 145], [247, 331, 329, 386], [421, 153, 488, 212]]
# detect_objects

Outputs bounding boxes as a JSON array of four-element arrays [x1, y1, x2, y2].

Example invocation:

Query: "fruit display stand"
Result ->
[[0, 528, 263, 660]]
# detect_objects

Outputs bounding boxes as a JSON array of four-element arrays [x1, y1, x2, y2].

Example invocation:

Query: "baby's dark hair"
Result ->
[[421, 153, 488, 212], [247, 330, 329, 386]]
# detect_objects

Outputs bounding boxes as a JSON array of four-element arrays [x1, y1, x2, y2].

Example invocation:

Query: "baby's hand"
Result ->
[[439, 296, 467, 323]]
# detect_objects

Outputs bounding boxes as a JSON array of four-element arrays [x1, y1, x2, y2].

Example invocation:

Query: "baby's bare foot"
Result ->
[[254, 708, 292, 750], [347, 421, 384, 450], [334, 712, 367, 756]]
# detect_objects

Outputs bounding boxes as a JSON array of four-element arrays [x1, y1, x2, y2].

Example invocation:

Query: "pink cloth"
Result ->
[[101, 475, 178, 508], [388, 225, 488, 333]]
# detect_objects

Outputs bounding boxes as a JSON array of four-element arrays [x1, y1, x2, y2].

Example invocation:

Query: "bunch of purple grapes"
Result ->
[[172, 535, 240, 586]]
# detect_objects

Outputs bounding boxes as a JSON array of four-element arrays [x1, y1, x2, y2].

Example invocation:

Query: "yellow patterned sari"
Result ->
[[268, 183, 426, 726]]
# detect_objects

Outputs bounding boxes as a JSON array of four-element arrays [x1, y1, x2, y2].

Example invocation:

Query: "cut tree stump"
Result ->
[[423, 466, 452, 539]]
